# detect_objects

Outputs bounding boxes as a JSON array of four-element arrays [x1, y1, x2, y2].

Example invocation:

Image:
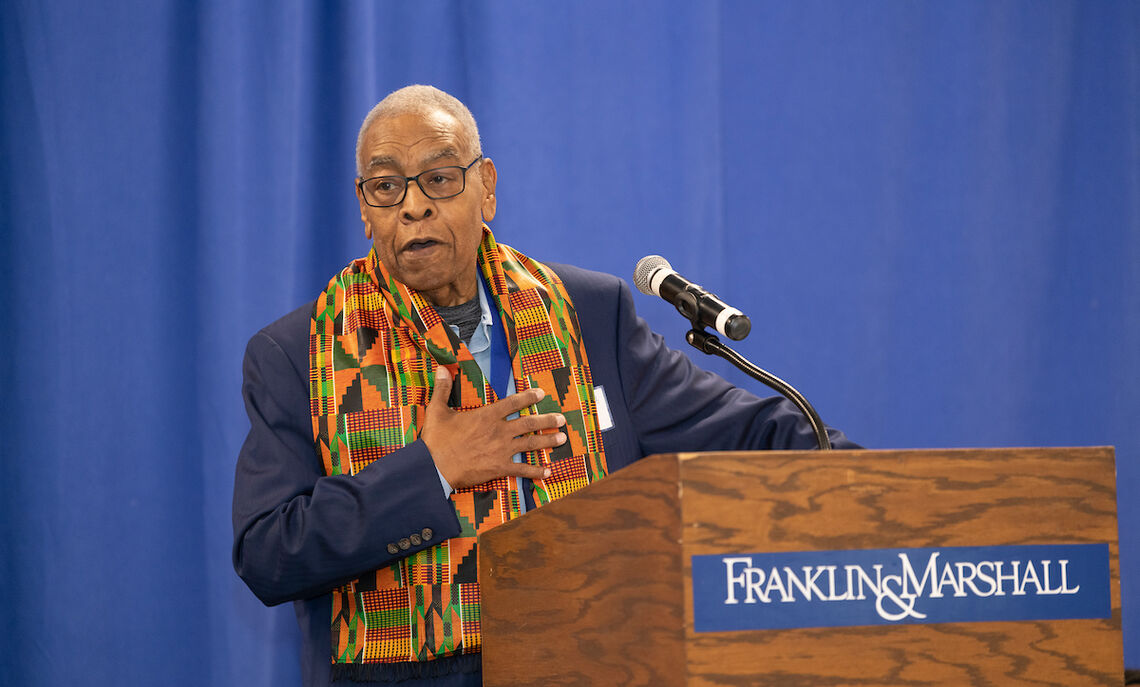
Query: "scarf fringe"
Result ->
[[331, 653, 481, 683]]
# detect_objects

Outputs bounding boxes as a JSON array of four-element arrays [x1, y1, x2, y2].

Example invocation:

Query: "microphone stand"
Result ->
[[685, 327, 832, 452]]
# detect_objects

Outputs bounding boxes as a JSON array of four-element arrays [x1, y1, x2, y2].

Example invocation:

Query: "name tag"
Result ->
[[593, 386, 614, 431]]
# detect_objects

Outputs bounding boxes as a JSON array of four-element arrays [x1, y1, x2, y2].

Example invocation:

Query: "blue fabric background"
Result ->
[[2, 1, 1137, 683]]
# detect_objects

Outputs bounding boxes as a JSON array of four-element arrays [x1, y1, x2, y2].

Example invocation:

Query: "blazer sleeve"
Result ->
[[231, 318, 462, 606]]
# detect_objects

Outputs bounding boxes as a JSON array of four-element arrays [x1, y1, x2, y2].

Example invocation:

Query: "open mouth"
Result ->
[[403, 239, 439, 252]]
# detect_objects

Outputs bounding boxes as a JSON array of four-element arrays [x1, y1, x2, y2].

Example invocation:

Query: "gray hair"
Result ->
[[355, 85, 483, 176]]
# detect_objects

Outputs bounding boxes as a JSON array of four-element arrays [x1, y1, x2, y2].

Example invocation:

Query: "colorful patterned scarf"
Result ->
[[309, 228, 608, 678]]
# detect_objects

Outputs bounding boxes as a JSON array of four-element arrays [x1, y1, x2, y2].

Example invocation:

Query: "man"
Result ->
[[233, 85, 856, 687]]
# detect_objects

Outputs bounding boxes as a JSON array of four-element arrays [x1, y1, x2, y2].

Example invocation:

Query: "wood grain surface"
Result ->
[[480, 448, 1122, 686], [481, 454, 686, 686]]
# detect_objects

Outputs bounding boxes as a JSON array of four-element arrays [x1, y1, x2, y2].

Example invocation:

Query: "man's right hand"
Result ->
[[421, 366, 563, 490]]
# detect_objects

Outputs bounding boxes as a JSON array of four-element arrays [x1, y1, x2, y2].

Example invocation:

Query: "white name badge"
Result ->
[[593, 385, 614, 431]]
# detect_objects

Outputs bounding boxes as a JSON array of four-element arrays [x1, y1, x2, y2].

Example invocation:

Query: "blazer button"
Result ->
[[398, 538, 411, 550], [421, 527, 433, 541], [410, 533, 422, 546], [387, 543, 399, 555]]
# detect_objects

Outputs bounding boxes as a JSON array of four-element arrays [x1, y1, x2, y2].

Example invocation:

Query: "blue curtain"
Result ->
[[2, 1, 1137, 683]]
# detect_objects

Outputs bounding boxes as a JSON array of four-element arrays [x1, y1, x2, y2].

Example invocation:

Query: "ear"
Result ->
[[479, 157, 498, 222], [355, 180, 373, 239]]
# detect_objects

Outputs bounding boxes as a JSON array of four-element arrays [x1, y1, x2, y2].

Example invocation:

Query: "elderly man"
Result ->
[[233, 85, 856, 687]]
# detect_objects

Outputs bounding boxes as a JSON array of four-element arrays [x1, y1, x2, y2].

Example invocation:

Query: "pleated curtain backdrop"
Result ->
[[2, 1, 1137, 684]]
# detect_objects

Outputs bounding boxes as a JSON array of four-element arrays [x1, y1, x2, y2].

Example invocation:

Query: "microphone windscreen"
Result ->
[[633, 255, 671, 295]]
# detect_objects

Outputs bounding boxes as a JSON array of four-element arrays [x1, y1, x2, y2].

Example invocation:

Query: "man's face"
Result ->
[[356, 109, 497, 307]]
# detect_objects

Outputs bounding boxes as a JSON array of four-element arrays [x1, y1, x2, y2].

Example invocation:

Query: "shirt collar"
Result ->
[[460, 275, 495, 355], [476, 275, 494, 327]]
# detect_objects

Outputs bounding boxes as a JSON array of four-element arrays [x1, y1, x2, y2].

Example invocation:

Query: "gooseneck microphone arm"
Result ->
[[684, 328, 832, 452], [633, 255, 832, 451]]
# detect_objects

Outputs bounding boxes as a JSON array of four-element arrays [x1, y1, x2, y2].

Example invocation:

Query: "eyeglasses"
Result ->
[[357, 155, 483, 208]]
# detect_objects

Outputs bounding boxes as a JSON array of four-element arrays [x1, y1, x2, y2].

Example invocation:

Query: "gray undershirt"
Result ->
[[434, 297, 482, 343]]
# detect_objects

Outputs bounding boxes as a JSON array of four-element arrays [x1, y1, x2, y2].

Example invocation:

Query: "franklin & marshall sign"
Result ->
[[691, 544, 1110, 632]]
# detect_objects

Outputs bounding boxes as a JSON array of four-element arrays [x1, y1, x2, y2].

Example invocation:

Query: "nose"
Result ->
[[401, 180, 434, 221]]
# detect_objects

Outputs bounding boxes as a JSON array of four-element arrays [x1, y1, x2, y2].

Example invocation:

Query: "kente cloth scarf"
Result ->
[[309, 228, 608, 679]]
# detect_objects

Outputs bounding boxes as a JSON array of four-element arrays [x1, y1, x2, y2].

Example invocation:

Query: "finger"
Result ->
[[494, 386, 546, 416], [507, 462, 552, 481], [512, 431, 567, 455], [508, 412, 566, 437], [428, 366, 452, 414]]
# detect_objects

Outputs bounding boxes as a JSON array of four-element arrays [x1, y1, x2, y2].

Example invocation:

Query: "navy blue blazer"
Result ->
[[233, 262, 857, 686]]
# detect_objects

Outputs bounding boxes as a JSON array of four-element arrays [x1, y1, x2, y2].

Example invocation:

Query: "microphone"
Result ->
[[633, 255, 752, 341]]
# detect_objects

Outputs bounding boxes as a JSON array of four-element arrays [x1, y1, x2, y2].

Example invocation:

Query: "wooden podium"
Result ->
[[479, 448, 1122, 685]]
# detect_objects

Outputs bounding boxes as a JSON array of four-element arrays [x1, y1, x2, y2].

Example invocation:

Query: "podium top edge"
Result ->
[[668, 446, 1115, 462]]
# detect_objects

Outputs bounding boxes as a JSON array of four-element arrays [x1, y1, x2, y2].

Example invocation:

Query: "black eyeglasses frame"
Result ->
[[357, 155, 484, 208]]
